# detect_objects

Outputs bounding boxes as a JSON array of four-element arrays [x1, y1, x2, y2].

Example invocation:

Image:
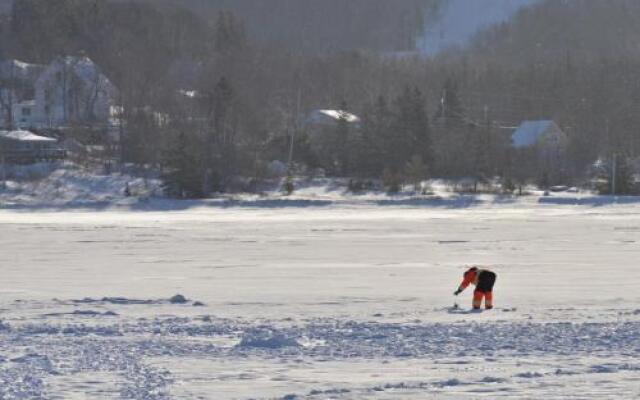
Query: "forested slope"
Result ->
[[128, 0, 443, 52]]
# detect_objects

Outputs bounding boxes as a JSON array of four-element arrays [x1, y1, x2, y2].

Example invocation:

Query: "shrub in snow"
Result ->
[[501, 176, 516, 194], [281, 176, 295, 195], [169, 294, 188, 304], [382, 168, 402, 194]]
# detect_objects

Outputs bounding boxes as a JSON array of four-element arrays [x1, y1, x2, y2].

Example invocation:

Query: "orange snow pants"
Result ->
[[472, 270, 496, 309], [473, 290, 493, 309]]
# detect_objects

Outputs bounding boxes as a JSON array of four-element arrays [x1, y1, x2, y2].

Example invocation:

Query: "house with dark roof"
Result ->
[[305, 108, 361, 145], [304, 109, 362, 175], [306, 109, 361, 131]]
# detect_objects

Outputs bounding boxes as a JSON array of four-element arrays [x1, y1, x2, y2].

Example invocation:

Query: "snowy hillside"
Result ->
[[0, 163, 162, 209], [418, 0, 540, 54]]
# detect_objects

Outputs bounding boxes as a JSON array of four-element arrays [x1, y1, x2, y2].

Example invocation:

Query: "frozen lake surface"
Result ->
[[0, 202, 639, 399]]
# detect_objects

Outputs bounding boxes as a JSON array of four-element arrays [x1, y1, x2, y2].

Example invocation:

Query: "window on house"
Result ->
[[22, 107, 31, 117]]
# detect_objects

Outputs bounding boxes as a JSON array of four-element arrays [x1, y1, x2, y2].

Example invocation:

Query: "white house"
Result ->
[[510, 120, 568, 184], [0, 59, 43, 129], [12, 100, 37, 128], [1, 56, 118, 130], [33, 56, 117, 128], [511, 120, 567, 149]]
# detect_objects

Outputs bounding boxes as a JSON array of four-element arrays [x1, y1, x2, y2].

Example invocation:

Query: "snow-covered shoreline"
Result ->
[[4, 193, 640, 214], [3, 162, 640, 212], [4, 180, 640, 213]]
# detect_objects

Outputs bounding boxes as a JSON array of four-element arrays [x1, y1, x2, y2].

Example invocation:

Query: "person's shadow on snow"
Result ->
[[447, 307, 484, 314], [446, 304, 516, 314]]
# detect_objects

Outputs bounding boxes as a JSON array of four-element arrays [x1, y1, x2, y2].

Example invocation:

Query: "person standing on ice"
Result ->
[[454, 266, 496, 310]]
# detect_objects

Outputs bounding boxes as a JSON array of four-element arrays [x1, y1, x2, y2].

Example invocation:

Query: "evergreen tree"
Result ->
[[201, 77, 234, 193], [162, 131, 204, 198], [614, 156, 636, 195], [598, 155, 636, 195], [433, 77, 472, 177], [470, 116, 492, 191], [434, 78, 465, 125], [211, 77, 233, 144], [361, 95, 391, 176], [335, 100, 351, 176], [382, 167, 402, 194], [214, 11, 247, 55], [314, 101, 353, 176], [404, 155, 429, 192], [407, 87, 432, 165], [388, 87, 432, 173]]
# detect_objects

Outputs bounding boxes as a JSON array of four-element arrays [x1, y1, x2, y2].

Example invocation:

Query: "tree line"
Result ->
[[1, 0, 640, 196], [139, 0, 442, 53]]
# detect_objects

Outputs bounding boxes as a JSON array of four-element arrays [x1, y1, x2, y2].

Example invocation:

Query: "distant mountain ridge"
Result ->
[[0, 0, 540, 54], [132, 0, 543, 54], [418, 0, 541, 54], [0, 0, 12, 14], [467, 0, 640, 63], [127, 0, 442, 52]]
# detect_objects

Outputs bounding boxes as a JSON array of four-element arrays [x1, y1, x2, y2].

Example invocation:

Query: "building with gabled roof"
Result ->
[[34, 56, 117, 128], [509, 120, 569, 186], [0, 59, 44, 129], [0, 130, 65, 163], [511, 120, 566, 149], [307, 109, 361, 127]]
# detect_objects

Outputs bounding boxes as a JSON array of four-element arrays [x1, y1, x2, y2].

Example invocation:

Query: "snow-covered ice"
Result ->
[[1, 200, 639, 399]]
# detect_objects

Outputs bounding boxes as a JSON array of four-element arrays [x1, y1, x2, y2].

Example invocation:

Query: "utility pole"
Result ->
[[441, 88, 447, 121], [0, 142, 6, 190], [611, 153, 617, 196], [605, 118, 616, 195], [287, 87, 302, 174], [8, 61, 14, 131]]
